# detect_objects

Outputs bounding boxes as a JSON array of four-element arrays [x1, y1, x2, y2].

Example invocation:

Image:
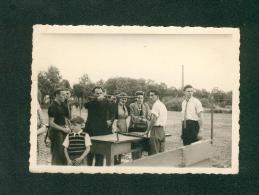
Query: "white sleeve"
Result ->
[[62, 135, 69, 148], [196, 99, 203, 113], [37, 101, 41, 111], [85, 134, 92, 147], [151, 103, 159, 118], [181, 101, 185, 113]]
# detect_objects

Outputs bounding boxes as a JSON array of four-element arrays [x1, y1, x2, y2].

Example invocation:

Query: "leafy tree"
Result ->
[[164, 97, 183, 111], [104, 77, 149, 96], [47, 66, 62, 85], [105, 77, 131, 95], [77, 73, 94, 100], [212, 90, 224, 105], [165, 87, 178, 97], [38, 66, 62, 100], [83, 83, 95, 98], [225, 91, 232, 105], [38, 71, 50, 100], [194, 89, 210, 99], [79, 73, 91, 85], [96, 79, 105, 87], [73, 84, 84, 99], [158, 82, 167, 96], [200, 98, 210, 108], [60, 79, 71, 90]]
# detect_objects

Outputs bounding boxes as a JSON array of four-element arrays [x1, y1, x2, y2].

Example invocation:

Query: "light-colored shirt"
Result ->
[[37, 101, 43, 128], [37, 101, 41, 111], [181, 97, 203, 121], [151, 99, 168, 126], [63, 130, 92, 148]]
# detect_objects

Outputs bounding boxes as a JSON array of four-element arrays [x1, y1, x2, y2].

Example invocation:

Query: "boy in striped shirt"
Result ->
[[63, 116, 92, 166]]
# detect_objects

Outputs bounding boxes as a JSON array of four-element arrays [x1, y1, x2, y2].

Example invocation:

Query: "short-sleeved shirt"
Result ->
[[63, 130, 92, 148], [48, 100, 69, 126], [63, 100, 71, 119], [151, 99, 168, 126], [181, 97, 203, 121], [84, 99, 114, 136]]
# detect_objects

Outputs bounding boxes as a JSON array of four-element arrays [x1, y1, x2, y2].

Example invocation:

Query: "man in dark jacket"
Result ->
[[84, 86, 114, 166]]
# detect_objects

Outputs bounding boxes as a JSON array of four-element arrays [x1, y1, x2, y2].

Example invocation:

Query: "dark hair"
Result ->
[[183, 85, 193, 91], [70, 116, 85, 125], [53, 88, 65, 97], [135, 91, 145, 96], [92, 86, 104, 93], [149, 90, 159, 97], [116, 92, 128, 100]]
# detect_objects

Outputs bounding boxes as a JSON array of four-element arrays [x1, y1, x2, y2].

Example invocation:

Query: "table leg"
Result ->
[[105, 144, 114, 166]]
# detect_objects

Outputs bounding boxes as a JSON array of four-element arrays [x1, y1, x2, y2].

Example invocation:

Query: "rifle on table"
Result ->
[[86, 94, 138, 100], [118, 132, 149, 139]]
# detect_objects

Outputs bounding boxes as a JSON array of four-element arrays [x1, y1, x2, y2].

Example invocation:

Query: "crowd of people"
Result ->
[[37, 84, 203, 166]]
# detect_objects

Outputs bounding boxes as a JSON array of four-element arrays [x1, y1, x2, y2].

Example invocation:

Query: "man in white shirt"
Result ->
[[181, 85, 204, 146], [147, 90, 168, 155]]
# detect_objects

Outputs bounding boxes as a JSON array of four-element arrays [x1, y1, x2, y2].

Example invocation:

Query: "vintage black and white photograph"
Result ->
[[30, 25, 239, 174]]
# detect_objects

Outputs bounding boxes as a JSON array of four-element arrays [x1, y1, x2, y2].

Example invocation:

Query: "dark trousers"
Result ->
[[181, 120, 199, 146], [87, 152, 104, 166], [131, 142, 142, 160], [132, 151, 142, 160], [149, 126, 165, 155], [50, 131, 67, 165], [114, 154, 122, 165]]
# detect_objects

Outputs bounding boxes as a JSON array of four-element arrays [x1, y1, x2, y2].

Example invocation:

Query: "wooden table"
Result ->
[[90, 134, 148, 166]]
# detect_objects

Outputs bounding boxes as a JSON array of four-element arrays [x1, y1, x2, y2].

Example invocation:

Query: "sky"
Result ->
[[33, 31, 239, 92]]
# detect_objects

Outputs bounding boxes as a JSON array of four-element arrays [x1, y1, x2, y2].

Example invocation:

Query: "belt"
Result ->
[[184, 119, 198, 122], [153, 125, 164, 127]]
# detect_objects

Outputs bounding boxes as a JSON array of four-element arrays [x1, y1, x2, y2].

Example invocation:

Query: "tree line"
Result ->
[[38, 66, 232, 111]]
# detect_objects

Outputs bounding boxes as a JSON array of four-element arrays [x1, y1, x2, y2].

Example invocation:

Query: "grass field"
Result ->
[[37, 107, 232, 167]]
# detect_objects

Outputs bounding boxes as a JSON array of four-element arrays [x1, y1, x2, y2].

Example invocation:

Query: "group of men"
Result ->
[[46, 84, 203, 166]]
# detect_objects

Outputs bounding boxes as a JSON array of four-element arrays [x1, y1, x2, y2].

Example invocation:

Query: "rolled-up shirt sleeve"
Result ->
[[151, 103, 159, 118], [196, 99, 203, 113], [85, 134, 92, 147], [62, 135, 69, 148]]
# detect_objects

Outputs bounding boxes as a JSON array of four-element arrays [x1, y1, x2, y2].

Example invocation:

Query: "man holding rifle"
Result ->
[[83, 86, 114, 166]]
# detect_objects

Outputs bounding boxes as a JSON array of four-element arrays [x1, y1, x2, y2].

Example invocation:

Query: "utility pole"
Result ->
[[181, 65, 184, 89]]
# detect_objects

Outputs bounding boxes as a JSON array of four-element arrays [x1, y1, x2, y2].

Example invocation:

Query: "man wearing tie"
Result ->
[[181, 85, 204, 146]]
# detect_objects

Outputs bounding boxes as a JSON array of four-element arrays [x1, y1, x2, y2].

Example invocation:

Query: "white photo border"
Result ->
[[30, 25, 240, 174]]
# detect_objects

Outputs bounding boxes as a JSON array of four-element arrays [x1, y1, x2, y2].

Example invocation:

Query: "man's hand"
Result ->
[[67, 159, 73, 166], [96, 94, 105, 101], [63, 126, 71, 134], [107, 120, 112, 127], [145, 129, 150, 137], [73, 157, 83, 165], [140, 118, 147, 122], [111, 120, 118, 133], [112, 126, 118, 134], [197, 128, 203, 140], [199, 126, 203, 133]]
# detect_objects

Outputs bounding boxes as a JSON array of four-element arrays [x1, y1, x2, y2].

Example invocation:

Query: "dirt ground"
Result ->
[[37, 107, 232, 167]]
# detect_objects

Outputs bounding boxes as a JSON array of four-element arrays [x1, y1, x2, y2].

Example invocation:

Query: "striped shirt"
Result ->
[[63, 131, 91, 160]]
